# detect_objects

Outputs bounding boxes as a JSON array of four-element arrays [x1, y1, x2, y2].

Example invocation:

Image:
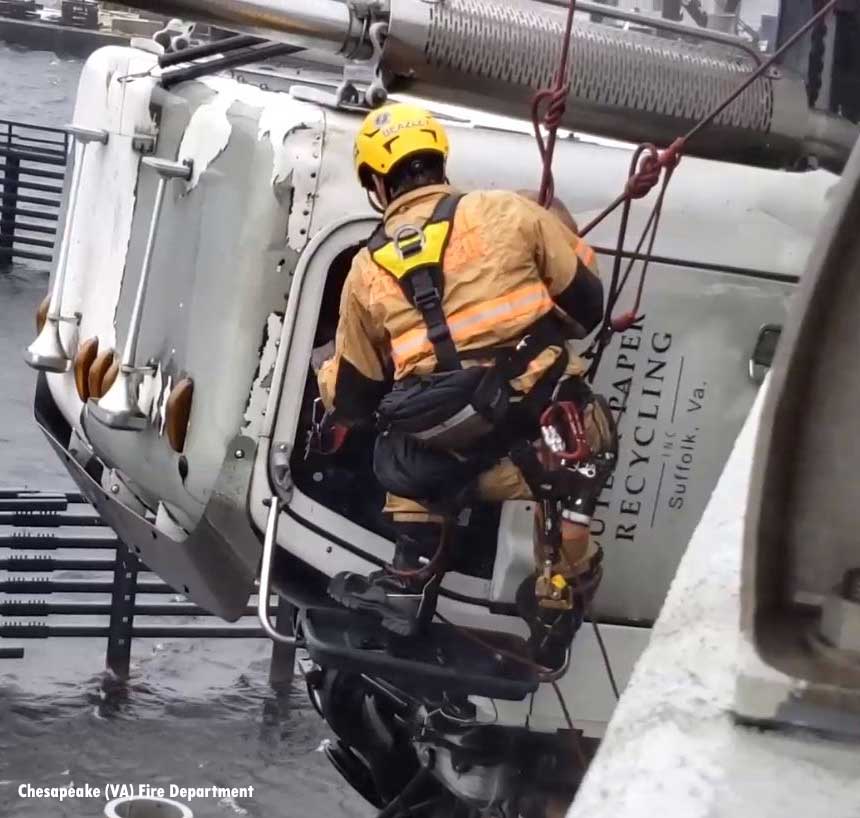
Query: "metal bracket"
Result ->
[[337, 22, 391, 108], [132, 133, 156, 155], [269, 441, 294, 503], [66, 125, 109, 145], [749, 324, 782, 384], [350, 0, 390, 17], [290, 85, 370, 115]]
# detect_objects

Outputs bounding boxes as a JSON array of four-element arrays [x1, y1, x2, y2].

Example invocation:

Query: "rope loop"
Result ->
[[624, 138, 686, 200], [544, 84, 571, 129], [531, 83, 574, 205], [531, 0, 578, 208]]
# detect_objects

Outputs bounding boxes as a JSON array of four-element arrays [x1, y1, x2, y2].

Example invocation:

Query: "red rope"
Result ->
[[579, 136, 685, 239], [532, 0, 578, 208], [578, 0, 838, 240], [532, 2, 843, 388]]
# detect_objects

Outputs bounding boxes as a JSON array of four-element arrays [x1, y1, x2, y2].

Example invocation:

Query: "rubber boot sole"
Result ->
[[328, 573, 420, 638]]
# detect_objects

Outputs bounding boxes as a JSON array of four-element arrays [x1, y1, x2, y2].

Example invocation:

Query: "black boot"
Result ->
[[516, 547, 603, 671], [328, 524, 444, 637]]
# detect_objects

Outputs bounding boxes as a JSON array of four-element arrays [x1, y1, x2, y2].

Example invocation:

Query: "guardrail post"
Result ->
[[105, 541, 139, 679], [0, 154, 20, 271]]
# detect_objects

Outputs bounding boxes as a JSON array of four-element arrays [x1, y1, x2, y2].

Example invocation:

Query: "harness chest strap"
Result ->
[[368, 194, 464, 372]]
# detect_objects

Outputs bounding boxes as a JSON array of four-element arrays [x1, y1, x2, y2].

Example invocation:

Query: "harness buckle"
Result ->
[[412, 283, 450, 345], [413, 284, 442, 311]]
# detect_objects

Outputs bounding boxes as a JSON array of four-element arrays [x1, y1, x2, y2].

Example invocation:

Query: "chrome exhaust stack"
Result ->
[[101, 0, 857, 170], [383, 0, 855, 172]]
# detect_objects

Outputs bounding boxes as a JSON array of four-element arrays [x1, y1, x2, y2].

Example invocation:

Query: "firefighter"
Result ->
[[317, 103, 616, 665]]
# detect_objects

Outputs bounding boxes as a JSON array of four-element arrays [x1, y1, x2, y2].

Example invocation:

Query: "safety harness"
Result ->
[[367, 193, 616, 655], [367, 194, 464, 373], [368, 194, 570, 382]]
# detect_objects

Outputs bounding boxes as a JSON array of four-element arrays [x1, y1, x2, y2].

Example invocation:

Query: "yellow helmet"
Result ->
[[354, 103, 449, 189]]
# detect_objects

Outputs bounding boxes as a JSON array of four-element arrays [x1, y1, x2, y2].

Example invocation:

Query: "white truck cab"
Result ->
[[25, 23, 845, 814]]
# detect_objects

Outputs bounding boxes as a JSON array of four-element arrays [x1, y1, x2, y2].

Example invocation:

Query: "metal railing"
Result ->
[[0, 119, 70, 268], [0, 489, 295, 687]]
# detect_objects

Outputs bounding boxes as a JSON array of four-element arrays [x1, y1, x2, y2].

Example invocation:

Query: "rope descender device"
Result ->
[[540, 401, 592, 466]]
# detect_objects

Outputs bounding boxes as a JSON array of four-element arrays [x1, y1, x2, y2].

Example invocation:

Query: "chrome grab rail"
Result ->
[[88, 157, 192, 430], [256, 497, 299, 646], [23, 125, 109, 373]]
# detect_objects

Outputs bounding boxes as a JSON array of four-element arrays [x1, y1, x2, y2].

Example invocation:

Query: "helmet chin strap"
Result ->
[[372, 175, 389, 210], [366, 189, 385, 214]]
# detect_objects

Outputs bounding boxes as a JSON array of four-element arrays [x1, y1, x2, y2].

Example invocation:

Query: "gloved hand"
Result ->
[[306, 397, 351, 457], [319, 416, 350, 454]]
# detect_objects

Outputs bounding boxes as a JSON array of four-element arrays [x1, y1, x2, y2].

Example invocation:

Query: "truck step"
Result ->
[[301, 607, 538, 701]]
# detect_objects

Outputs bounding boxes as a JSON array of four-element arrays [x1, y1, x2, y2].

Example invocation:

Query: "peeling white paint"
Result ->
[[242, 312, 283, 437], [258, 101, 320, 186], [148, 364, 164, 425], [199, 76, 323, 171], [158, 374, 172, 438], [282, 125, 322, 250], [177, 76, 323, 193], [177, 91, 236, 190]]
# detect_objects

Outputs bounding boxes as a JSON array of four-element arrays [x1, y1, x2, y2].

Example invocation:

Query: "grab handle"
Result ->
[[256, 497, 299, 646]]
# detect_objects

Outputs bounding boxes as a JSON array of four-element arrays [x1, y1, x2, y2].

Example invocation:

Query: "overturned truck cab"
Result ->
[[29, 38, 838, 815]]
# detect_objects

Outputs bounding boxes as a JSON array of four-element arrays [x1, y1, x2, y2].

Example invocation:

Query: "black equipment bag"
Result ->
[[377, 366, 510, 451]]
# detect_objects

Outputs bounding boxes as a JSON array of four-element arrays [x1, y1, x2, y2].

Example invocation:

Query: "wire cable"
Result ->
[[551, 681, 588, 768], [590, 618, 619, 700]]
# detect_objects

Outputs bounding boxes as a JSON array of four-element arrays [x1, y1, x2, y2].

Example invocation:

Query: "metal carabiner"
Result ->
[[539, 401, 591, 464], [304, 397, 326, 460], [392, 224, 426, 260]]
